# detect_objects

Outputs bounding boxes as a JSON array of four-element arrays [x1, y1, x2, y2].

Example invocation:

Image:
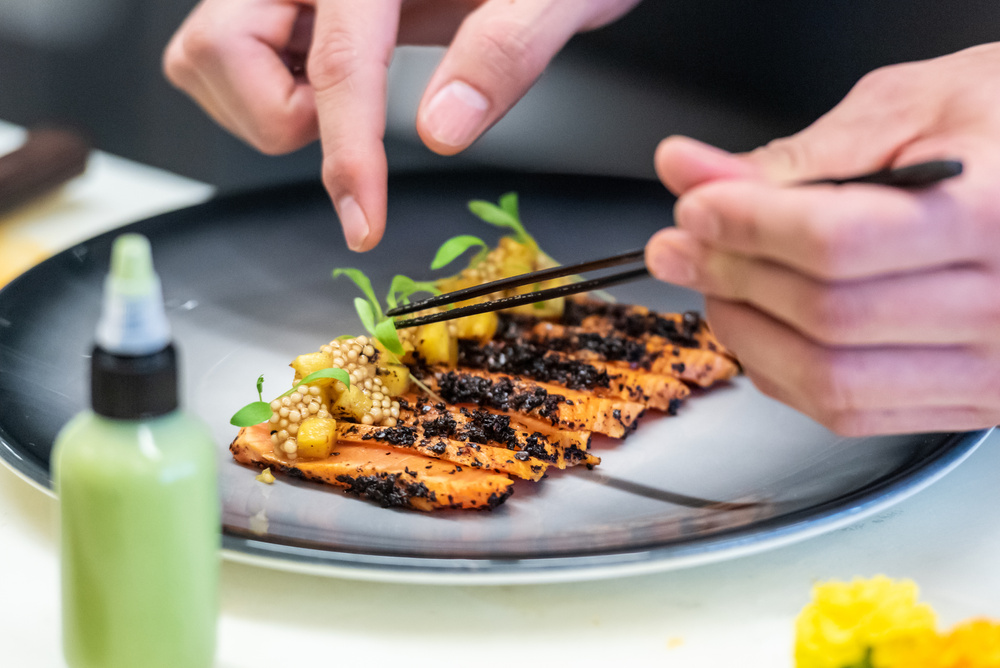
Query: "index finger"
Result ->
[[309, 0, 401, 252], [674, 176, 975, 280]]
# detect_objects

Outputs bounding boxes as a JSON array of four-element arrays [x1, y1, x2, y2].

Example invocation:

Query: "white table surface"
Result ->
[[1, 120, 998, 668]]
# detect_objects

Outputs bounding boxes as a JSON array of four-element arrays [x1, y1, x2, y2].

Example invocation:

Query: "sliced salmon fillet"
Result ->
[[231, 423, 514, 511], [336, 421, 548, 481], [422, 367, 647, 438], [523, 321, 740, 388], [456, 339, 690, 412], [396, 396, 599, 469]]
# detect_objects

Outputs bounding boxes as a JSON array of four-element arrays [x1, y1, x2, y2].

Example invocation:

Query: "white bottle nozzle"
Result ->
[[95, 233, 171, 356]]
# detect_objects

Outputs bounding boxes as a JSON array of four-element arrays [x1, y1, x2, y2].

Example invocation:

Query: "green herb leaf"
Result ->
[[386, 275, 440, 310], [230, 368, 352, 428], [298, 367, 351, 388], [335, 334, 356, 341], [431, 235, 487, 270], [499, 191, 519, 220], [374, 318, 405, 357], [230, 401, 272, 428], [333, 267, 382, 319], [468, 192, 533, 245], [468, 199, 521, 231], [355, 297, 376, 335]]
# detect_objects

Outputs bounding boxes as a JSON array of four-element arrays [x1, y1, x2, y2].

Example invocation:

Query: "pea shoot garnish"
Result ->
[[230, 368, 351, 427]]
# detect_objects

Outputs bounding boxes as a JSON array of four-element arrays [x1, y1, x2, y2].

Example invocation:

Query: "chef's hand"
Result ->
[[163, 0, 640, 251], [647, 43, 1000, 436]]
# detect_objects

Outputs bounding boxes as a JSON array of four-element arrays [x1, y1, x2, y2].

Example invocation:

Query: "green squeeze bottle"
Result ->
[[53, 233, 219, 668]]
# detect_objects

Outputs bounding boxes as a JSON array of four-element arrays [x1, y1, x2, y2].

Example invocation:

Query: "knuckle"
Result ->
[[252, 123, 309, 156], [971, 360, 1000, 405], [176, 22, 225, 68], [161, 43, 187, 87], [308, 28, 377, 93], [320, 150, 362, 194], [750, 136, 815, 177], [800, 209, 862, 278], [801, 348, 860, 416], [851, 62, 914, 101], [474, 19, 542, 85], [823, 411, 875, 437], [800, 286, 867, 345], [162, 31, 205, 87]]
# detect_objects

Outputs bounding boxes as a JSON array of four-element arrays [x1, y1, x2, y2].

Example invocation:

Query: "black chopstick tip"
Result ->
[[803, 158, 964, 188]]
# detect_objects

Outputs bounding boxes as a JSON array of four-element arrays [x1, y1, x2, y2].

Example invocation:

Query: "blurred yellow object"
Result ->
[[887, 618, 1000, 668], [794, 575, 937, 668], [794, 575, 1000, 668], [0, 231, 49, 287]]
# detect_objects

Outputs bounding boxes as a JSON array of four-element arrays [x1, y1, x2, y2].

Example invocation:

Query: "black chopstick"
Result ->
[[392, 158, 963, 329], [386, 247, 644, 317], [392, 267, 650, 329], [799, 159, 963, 188]]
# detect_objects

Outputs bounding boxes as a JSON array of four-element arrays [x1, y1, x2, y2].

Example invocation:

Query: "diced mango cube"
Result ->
[[330, 385, 373, 422], [296, 417, 337, 459], [290, 352, 334, 384], [452, 310, 498, 343], [415, 321, 458, 367], [376, 363, 410, 397]]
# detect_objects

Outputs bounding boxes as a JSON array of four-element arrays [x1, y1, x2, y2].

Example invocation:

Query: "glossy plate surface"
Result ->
[[0, 171, 987, 584]]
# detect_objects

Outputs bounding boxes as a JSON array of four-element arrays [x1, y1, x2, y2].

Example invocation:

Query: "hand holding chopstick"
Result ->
[[389, 159, 962, 329]]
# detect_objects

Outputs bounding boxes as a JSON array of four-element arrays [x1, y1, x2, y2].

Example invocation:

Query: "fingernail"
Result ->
[[337, 196, 369, 251], [645, 231, 698, 285], [423, 80, 489, 148], [675, 199, 720, 241]]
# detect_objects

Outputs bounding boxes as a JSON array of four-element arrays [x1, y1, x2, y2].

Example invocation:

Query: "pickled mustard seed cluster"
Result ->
[[268, 335, 403, 459], [455, 238, 514, 285], [267, 384, 330, 458], [318, 335, 402, 426]]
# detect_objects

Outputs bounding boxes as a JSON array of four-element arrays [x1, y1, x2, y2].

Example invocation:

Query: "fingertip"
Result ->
[[335, 195, 371, 252], [417, 80, 490, 155], [645, 227, 699, 286], [655, 135, 756, 194]]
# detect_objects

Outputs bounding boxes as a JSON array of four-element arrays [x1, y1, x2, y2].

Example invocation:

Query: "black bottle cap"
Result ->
[[91, 343, 179, 419]]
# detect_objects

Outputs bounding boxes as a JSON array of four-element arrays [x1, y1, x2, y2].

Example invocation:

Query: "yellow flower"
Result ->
[[794, 576, 937, 668], [886, 618, 1000, 668]]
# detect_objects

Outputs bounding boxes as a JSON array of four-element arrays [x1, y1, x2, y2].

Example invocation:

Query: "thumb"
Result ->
[[738, 75, 929, 183], [416, 0, 639, 155], [657, 73, 927, 194]]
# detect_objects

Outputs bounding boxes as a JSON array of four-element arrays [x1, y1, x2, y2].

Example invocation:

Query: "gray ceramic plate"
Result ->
[[0, 172, 988, 584]]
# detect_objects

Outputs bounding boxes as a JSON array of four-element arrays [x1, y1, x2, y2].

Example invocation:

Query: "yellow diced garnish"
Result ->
[[296, 417, 338, 459], [330, 386, 373, 422], [290, 351, 334, 384], [452, 311, 498, 343], [376, 363, 411, 397], [414, 321, 458, 366], [255, 467, 276, 484]]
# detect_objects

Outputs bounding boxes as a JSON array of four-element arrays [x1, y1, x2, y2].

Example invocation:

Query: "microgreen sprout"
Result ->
[[430, 235, 488, 271], [230, 367, 351, 427], [467, 192, 536, 247], [333, 266, 409, 360], [386, 274, 439, 311], [330, 267, 444, 401]]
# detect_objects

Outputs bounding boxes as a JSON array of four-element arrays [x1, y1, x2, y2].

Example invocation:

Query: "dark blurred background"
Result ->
[[1, 0, 998, 190]]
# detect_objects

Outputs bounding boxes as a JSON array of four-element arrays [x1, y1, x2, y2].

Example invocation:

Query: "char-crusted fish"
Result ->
[[456, 338, 691, 412], [231, 423, 515, 511], [421, 367, 647, 438], [396, 396, 599, 469]]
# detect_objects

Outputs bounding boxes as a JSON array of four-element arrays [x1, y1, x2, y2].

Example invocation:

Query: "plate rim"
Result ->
[[0, 176, 990, 584]]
